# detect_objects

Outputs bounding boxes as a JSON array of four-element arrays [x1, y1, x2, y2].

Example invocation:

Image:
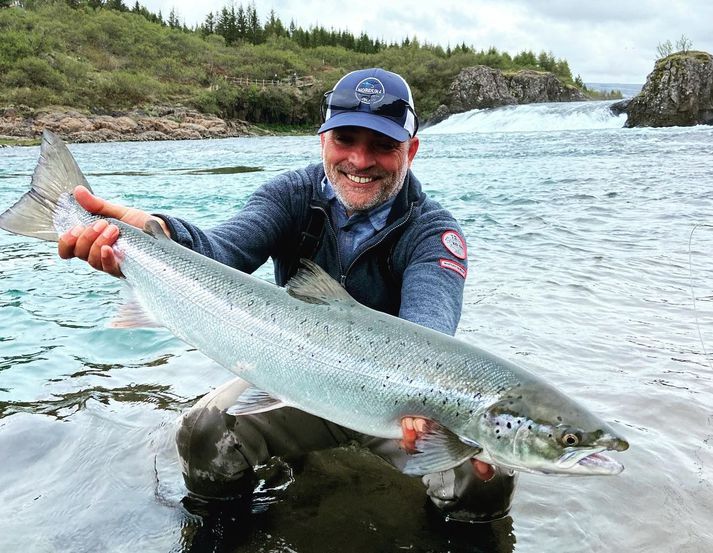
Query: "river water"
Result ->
[[1, 101, 712, 552]]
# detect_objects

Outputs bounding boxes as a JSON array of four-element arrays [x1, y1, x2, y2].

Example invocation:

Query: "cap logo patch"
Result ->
[[441, 231, 467, 260], [355, 77, 385, 104], [439, 258, 467, 279]]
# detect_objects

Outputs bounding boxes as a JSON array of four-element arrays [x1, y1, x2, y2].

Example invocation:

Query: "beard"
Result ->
[[324, 161, 408, 214]]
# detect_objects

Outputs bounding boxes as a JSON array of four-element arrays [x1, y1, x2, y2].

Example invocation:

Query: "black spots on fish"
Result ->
[[528, 425, 532, 430], [435, 362, 443, 370], [421, 397, 427, 405], [367, 326, 373, 332], [557, 416, 563, 422], [385, 375, 390, 379], [399, 340, 407, 347], [496, 429, 500, 434], [517, 420, 522, 426], [247, 299, 254, 307], [270, 312, 277, 322], [385, 337, 391, 344], [360, 384, 365, 391]]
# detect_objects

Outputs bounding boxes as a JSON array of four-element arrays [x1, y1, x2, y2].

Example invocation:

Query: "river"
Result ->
[[1, 101, 712, 552]]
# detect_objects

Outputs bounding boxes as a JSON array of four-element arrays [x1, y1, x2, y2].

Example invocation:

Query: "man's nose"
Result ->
[[347, 142, 375, 168]]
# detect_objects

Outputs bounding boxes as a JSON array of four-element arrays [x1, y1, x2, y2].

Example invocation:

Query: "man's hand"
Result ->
[[400, 416, 495, 481], [58, 185, 168, 277]]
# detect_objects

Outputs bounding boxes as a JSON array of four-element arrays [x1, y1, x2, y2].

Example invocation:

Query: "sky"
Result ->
[[139, 0, 713, 84]]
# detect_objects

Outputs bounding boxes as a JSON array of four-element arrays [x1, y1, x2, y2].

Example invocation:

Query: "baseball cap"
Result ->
[[318, 68, 419, 142]]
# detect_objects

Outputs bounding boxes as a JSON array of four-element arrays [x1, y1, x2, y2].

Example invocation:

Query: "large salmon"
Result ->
[[0, 131, 628, 476]]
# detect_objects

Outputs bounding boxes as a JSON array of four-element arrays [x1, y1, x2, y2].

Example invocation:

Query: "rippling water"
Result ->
[[1, 103, 712, 552]]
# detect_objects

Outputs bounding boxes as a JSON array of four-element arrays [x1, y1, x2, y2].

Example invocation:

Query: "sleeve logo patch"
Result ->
[[439, 258, 467, 279], [441, 230, 467, 260]]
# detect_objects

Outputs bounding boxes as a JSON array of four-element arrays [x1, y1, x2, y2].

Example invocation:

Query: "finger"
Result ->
[[73, 186, 128, 219], [100, 245, 122, 277], [86, 223, 119, 271], [73, 220, 108, 261], [400, 417, 417, 451], [471, 460, 495, 482], [58, 226, 83, 259]]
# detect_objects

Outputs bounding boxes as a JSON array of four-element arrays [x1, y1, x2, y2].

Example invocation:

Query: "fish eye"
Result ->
[[561, 432, 581, 447]]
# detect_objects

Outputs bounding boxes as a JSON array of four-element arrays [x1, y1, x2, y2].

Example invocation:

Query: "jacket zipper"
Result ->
[[341, 203, 415, 287]]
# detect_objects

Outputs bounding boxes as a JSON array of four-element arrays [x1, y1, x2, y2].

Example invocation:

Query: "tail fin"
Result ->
[[0, 130, 92, 242]]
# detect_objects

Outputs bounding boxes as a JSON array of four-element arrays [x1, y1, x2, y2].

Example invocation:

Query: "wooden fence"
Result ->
[[220, 75, 316, 89]]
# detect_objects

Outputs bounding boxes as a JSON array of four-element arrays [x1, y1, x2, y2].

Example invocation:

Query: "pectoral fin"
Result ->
[[226, 386, 286, 416], [402, 421, 482, 476]]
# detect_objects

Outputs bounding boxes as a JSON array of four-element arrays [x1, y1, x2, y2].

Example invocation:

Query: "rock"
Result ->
[[446, 66, 587, 115], [422, 104, 451, 128], [609, 98, 632, 116], [0, 104, 262, 143], [624, 51, 713, 127]]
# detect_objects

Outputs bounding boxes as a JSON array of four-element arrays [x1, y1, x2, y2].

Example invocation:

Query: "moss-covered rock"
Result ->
[[624, 51, 713, 127], [445, 65, 586, 115]]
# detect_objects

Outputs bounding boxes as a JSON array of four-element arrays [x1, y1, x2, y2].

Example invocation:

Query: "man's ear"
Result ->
[[407, 136, 420, 166]]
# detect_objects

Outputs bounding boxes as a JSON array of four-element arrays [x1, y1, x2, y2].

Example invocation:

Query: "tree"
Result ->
[[675, 34, 693, 53], [656, 39, 673, 59]]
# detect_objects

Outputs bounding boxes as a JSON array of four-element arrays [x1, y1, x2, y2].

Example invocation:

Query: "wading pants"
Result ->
[[176, 377, 517, 522]]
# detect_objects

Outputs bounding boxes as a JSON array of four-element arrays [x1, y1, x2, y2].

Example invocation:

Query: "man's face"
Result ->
[[320, 127, 419, 214]]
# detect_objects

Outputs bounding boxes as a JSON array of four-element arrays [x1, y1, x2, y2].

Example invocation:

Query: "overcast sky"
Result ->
[[139, 0, 712, 84]]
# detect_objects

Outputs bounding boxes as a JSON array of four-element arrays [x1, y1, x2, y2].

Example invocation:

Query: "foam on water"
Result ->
[[423, 101, 627, 134]]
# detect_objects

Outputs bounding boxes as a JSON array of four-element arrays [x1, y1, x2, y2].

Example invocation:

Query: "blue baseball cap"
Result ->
[[318, 68, 419, 142]]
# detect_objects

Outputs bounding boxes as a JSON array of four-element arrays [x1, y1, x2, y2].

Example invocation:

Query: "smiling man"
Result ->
[[58, 68, 515, 523]]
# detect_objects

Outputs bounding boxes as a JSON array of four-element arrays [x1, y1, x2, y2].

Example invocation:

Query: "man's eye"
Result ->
[[375, 142, 398, 152]]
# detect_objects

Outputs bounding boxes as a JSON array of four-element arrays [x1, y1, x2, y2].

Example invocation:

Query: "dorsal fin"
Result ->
[[142, 219, 169, 240], [285, 258, 353, 305]]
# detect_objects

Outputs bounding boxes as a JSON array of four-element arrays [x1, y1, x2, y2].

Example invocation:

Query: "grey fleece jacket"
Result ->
[[157, 163, 468, 335]]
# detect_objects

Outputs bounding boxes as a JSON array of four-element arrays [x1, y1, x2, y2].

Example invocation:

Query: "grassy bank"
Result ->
[[1, 2, 603, 125]]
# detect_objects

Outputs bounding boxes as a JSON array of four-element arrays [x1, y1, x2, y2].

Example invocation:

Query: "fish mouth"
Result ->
[[557, 447, 625, 475]]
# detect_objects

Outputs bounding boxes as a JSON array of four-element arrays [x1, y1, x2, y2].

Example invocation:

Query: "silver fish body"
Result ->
[[0, 131, 628, 476]]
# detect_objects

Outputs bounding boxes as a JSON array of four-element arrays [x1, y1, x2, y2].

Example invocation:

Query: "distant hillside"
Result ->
[[0, 1, 595, 126]]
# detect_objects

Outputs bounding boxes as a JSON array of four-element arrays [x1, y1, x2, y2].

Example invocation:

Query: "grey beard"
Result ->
[[327, 162, 408, 214]]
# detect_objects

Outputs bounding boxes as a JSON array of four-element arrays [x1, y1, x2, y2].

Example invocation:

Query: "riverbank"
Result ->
[[0, 105, 272, 147]]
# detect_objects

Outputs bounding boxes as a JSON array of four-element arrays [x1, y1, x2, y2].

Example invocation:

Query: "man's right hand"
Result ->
[[57, 185, 168, 277]]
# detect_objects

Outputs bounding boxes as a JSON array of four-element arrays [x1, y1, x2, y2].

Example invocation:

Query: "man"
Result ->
[[58, 68, 516, 522]]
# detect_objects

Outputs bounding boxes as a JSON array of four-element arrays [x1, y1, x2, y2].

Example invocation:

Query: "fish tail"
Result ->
[[0, 130, 94, 242]]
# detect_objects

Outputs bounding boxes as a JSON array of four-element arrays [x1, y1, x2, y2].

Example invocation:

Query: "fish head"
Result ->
[[471, 379, 629, 475]]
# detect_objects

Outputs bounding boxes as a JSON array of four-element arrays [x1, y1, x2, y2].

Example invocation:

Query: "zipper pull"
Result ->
[[340, 274, 347, 286]]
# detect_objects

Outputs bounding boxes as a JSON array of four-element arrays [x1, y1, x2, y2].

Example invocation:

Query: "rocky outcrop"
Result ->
[[432, 66, 586, 122], [624, 51, 713, 127], [0, 106, 267, 143]]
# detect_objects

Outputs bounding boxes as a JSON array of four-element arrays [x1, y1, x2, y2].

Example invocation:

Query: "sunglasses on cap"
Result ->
[[321, 88, 419, 136]]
